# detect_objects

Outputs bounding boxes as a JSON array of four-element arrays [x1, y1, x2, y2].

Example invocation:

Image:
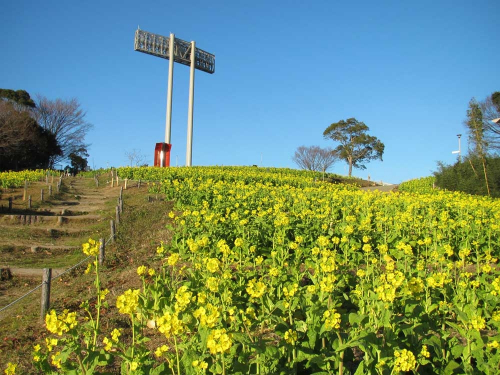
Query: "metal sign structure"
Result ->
[[134, 28, 215, 167]]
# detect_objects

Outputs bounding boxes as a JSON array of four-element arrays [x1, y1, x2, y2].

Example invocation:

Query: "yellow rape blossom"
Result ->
[[4, 363, 16, 375], [207, 328, 232, 355], [246, 279, 266, 298], [45, 309, 78, 335], [82, 238, 99, 256], [116, 289, 140, 315], [393, 349, 416, 373]]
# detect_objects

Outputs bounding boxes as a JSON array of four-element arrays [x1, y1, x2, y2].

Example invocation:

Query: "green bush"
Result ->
[[434, 156, 500, 198]]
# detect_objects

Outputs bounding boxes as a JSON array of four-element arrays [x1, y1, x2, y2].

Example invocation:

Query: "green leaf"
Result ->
[[443, 359, 461, 375], [450, 344, 464, 359], [353, 360, 365, 375]]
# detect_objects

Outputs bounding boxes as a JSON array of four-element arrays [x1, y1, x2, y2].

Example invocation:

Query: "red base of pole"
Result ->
[[154, 143, 171, 167]]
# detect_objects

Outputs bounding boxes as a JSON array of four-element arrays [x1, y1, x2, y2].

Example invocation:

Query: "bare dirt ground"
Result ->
[[0, 176, 123, 315], [360, 184, 398, 192]]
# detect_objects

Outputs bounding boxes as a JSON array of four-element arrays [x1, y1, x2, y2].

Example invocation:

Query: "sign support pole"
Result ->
[[186, 41, 196, 167], [165, 33, 175, 144]]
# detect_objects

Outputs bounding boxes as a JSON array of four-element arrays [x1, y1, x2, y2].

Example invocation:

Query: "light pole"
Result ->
[[452, 134, 462, 162]]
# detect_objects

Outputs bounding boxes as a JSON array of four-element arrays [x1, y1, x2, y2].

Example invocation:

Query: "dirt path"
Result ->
[[0, 177, 121, 277], [360, 185, 398, 192]]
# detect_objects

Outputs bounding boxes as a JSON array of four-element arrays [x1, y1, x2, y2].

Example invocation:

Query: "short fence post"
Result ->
[[41, 189, 44, 202], [41, 268, 52, 320], [116, 175, 119, 186], [120, 186, 123, 201], [120, 197, 124, 213], [99, 238, 105, 266], [124, 178, 128, 190], [95, 176, 99, 188], [115, 206, 120, 226], [28, 195, 32, 209], [110, 220, 115, 242], [23, 180, 27, 201], [138, 179, 141, 189], [8, 197, 12, 212], [49, 185, 52, 197]]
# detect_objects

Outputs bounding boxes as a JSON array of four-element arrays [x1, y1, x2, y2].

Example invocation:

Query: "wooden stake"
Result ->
[[110, 220, 115, 242], [41, 268, 52, 320], [99, 238, 105, 265]]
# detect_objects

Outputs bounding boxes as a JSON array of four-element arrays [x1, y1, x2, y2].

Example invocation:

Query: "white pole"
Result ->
[[186, 41, 196, 167], [165, 33, 175, 144]]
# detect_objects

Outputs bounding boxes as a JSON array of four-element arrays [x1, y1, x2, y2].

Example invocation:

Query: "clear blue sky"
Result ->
[[1, 0, 498, 183]]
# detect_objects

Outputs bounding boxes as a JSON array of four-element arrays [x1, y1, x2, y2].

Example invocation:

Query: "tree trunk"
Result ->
[[348, 158, 353, 177]]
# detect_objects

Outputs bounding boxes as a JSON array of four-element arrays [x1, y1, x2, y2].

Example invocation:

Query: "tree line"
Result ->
[[0, 88, 92, 172], [435, 91, 500, 197]]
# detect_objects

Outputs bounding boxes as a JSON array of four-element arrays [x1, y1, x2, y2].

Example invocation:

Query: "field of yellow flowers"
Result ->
[[0, 169, 57, 189], [11, 167, 500, 374]]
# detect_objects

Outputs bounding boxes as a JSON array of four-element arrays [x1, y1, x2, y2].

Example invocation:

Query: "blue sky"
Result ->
[[1, 0, 498, 183]]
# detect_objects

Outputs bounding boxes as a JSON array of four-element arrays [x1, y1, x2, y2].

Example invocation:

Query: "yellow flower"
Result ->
[[157, 312, 185, 337], [155, 345, 169, 358], [4, 362, 16, 375], [45, 337, 58, 352], [130, 362, 138, 371], [103, 337, 112, 351], [111, 328, 121, 342], [45, 309, 78, 335], [469, 315, 486, 331], [167, 253, 180, 266], [393, 349, 416, 373], [206, 258, 220, 273], [99, 288, 109, 300], [156, 243, 166, 255], [234, 238, 244, 247], [323, 308, 341, 330], [82, 238, 99, 256], [284, 329, 298, 345], [206, 277, 220, 293], [207, 328, 232, 354], [420, 345, 430, 358], [246, 279, 266, 298], [51, 351, 62, 369], [137, 265, 147, 276], [116, 289, 140, 315]]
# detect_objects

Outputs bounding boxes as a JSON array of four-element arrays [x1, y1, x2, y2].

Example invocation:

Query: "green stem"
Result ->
[[76, 352, 87, 375], [174, 336, 181, 375], [336, 332, 344, 375], [93, 259, 100, 347]]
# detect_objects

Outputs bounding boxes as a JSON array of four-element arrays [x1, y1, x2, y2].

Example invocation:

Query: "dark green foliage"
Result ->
[[434, 156, 500, 198], [492, 91, 500, 112], [0, 100, 62, 171], [0, 89, 36, 108], [68, 148, 89, 174]]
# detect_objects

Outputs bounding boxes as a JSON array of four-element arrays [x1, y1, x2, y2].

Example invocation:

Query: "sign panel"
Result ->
[[134, 29, 215, 74]]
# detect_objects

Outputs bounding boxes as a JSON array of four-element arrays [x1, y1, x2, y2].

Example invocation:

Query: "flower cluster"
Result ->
[[45, 309, 78, 335], [116, 289, 140, 315]]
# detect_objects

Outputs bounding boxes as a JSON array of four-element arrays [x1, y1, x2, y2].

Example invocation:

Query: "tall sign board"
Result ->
[[134, 28, 215, 166]]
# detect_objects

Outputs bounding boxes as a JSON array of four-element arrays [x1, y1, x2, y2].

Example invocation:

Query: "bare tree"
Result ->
[[33, 96, 93, 167], [293, 145, 338, 172], [125, 149, 148, 167]]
